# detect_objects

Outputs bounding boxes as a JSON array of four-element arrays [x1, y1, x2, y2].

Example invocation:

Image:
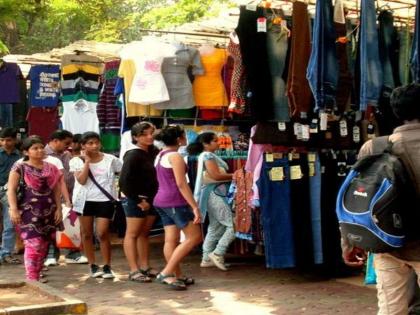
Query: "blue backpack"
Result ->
[[336, 136, 419, 253]]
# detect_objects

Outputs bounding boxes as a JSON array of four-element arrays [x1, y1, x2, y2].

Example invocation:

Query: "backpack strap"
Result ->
[[372, 136, 393, 154]]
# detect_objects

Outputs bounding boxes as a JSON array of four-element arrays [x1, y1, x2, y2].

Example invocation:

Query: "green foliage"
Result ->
[[0, 0, 233, 54], [140, 0, 232, 30], [0, 39, 9, 54]]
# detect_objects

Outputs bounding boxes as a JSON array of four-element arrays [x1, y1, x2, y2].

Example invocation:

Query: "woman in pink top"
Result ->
[[153, 125, 202, 290]]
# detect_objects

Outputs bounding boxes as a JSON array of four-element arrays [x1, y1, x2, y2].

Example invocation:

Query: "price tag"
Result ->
[[292, 152, 300, 160], [288, 153, 293, 161], [320, 112, 328, 131], [301, 124, 310, 141], [339, 119, 348, 137], [278, 122, 287, 131], [257, 17, 267, 32], [290, 165, 303, 180], [309, 163, 315, 177], [355, 111, 363, 122], [367, 123, 375, 139], [308, 153, 316, 163], [270, 167, 284, 181], [246, 3, 257, 11], [353, 126, 360, 143], [294, 123, 303, 140], [309, 119, 318, 133], [300, 112, 308, 119], [265, 153, 274, 162], [273, 153, 283, 159]]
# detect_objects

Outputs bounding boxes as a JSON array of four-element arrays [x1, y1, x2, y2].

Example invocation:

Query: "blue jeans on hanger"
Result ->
[[306, 0, 338, 112], [378, 10, 398, 94], [257, 156, 295, 269], [267, 17, 290, 122], [359, 0, 383, 110], [411, 0, 420, 83], [400, 27, 412, 86], [309, 154, 323, 265]]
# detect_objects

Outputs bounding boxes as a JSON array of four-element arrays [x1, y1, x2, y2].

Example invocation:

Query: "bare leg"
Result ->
[[79, 216, 95, 264], [124, 217, 144, 272], [95, 218, 111, 266]]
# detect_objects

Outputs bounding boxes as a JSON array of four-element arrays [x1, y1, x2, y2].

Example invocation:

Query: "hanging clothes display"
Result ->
[[399, 24, 412, 86], [28, 65, 60, 107], [266, 12, 289, 122], [128, 40, 176, 105], [227, 32, 247, 114], [60, 54, 103, 134], [0, 62, 22, 127], [411, 0, 420, 83], [154, 43, 204, 110], [334, 0, 353, 113], [118, 42, 163, 117], [193, 47, 228, 107], [307, 0, 338, 112], [359, 0, 383, 110], [235, 6, 274, 121], [27, 107, 60, 142], [97, 60, 121, 130], [287, 1, 313, 119]]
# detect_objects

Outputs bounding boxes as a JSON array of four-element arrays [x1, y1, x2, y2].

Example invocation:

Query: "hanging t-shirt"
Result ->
[[27, 107, 60, 143], [0, 62, 22, 103], [61, 100, 100, 134], [28, 65, 60, 107]]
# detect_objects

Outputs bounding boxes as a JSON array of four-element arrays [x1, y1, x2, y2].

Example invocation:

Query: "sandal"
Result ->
[[139, 267, 159, 278], [177, 276, 195, 286], [128, 270, 152, 283], [156, 273, 187, 291], [3, 255, 22, 265]]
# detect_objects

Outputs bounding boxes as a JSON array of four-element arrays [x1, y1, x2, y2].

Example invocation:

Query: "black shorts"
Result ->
[[121, 197, 158, 218], [79, 201, 115, 219]]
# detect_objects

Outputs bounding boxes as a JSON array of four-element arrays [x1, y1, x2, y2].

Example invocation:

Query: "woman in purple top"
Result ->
[[153, 125, 202, 290], [7, 136, 62, 281]]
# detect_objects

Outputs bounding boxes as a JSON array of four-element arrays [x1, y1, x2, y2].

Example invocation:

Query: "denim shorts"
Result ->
[[121, 197, 157, 218], [155, 206, 194, 229]]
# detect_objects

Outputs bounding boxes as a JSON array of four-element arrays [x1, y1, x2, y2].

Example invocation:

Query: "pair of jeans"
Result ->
[[306, 0, 338, 111], [257, 157, 295, 269], [235, 6, 274, 121], [287, 2, 313, 118], [266, 15, 289, 122], [0, 192, 16, 259], [289, 155, 314, 269], [0, 104, 13, 128], [400, 26, 412, 86], [411, 0, 420, 83], [359, 0, 383, 110], [309, 153, 323, 264], [378, 10, 399, 93]]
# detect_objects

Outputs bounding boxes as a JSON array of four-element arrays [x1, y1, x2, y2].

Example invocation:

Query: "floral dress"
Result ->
[[13, 162, 61, 240]]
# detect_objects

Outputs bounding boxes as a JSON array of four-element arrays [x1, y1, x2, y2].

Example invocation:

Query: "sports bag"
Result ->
[[336, 136, 419, 253]]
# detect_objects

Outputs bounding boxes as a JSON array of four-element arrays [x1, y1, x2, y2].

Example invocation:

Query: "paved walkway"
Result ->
[[0, 240, 377, 315]]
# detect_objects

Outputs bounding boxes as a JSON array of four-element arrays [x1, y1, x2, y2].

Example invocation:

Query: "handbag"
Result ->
[[56, 206, 82, 250]]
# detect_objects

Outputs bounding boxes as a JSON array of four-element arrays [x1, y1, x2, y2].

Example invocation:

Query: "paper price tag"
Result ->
[[353, 126, 360, 143], [292, 152, 300, 160], [273, 153, 283, 159], [301, 124, 310, 141], [308, 153, 316, 163], [290, 165, 303, 180], [309, 162, 315, 177], [320, 112, 328, 131], [270, 167, 284, 181], [339, 119, 348, 137], [246, 3, 257, 11], [310, 118, 318, 133], [367, 123, 375, 139], [257, 17, 267, 32], [265, 153, 274, 162], [300, 112, 308, 119], [278, 122, 287, 131]]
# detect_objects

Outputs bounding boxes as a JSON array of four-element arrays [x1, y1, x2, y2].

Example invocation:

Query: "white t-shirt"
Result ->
[[70, 153, 122, 202], [61, 100, 100, 134], [16, 156, 64, 170]]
